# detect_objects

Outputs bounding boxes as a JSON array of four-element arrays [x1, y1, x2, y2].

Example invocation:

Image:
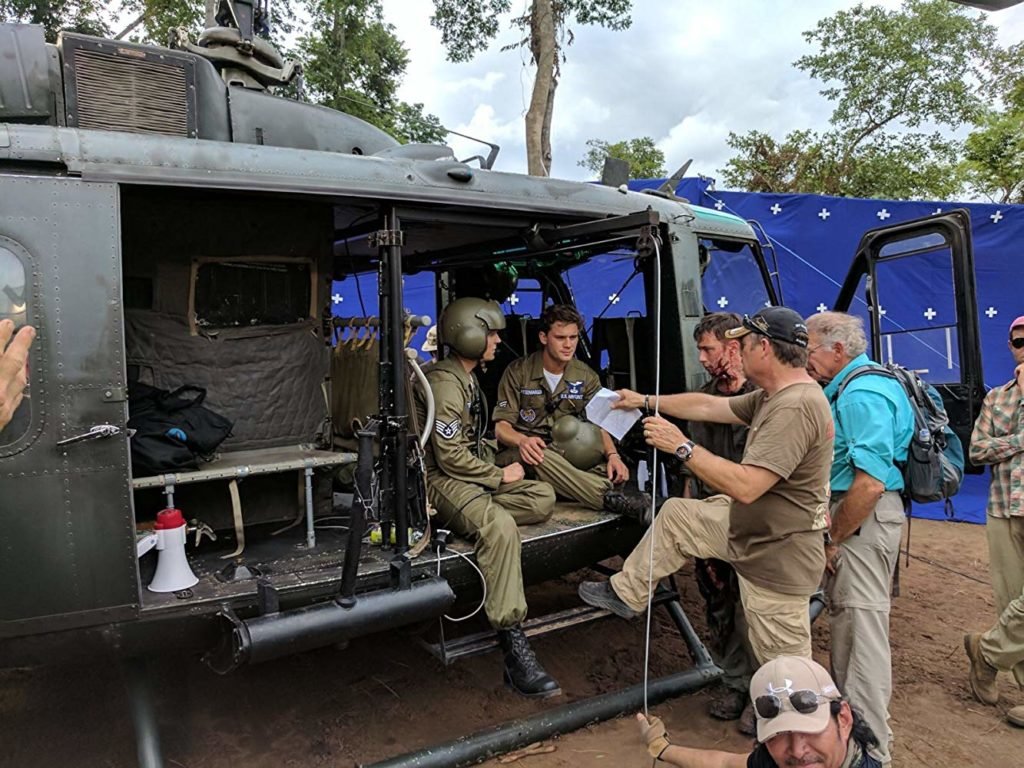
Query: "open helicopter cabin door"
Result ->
[[832, 209, 985, 467]]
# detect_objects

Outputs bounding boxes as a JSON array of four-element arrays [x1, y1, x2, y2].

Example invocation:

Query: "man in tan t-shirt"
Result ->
[[578, 307, 833, 663]]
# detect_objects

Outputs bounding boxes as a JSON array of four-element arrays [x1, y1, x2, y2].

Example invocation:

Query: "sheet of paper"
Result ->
[[585, 388, 642, 441]]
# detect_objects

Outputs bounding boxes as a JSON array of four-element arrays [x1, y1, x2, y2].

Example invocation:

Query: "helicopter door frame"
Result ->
[[0, 178, 138, 637], [832, 208, 984, 465]]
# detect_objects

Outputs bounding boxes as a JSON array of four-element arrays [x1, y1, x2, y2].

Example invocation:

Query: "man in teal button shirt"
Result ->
[[805, 311, 913, 766]]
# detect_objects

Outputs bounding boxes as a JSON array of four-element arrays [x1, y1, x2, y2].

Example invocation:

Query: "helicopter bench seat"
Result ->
[[132, 445, 357, 558]]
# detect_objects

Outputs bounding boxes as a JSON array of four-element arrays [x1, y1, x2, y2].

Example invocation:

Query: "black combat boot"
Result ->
[[497, 625, 561, 699], [603, 488, 653, 525]]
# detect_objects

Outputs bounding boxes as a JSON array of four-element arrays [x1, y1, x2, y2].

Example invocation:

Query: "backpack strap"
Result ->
[[833, 365, 896, 403]]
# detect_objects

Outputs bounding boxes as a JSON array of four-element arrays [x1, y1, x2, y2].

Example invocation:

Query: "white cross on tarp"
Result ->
[[816, 303, 828, 312], [608, 293, 620, 305], [818, 208, 830, 221], [332, 293, 343, 304], [714, 200, 726, 210], [934, 208, 942, 215], [924, 308, 936, 320], [877, 209, 891, 220], [770, 203, 782, 215], [717, 296, 729, 308], [986, 307, 999, 318], [991, 211, 1004, 224], [509, 294, 519, 306]]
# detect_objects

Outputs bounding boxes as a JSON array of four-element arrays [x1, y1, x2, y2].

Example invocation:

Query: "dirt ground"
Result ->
[[2, 517, 1021, 767]]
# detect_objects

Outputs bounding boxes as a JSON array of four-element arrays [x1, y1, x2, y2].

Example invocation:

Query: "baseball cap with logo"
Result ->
[[749, 656, 842, 743], [724, 307, 809, 348], [421, 325, 438, 353]]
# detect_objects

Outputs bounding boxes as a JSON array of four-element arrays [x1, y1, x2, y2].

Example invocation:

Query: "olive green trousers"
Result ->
[[427, 475, 555, 629]]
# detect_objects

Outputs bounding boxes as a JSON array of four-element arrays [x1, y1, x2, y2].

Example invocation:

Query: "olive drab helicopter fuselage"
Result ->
[[0, 3, 986, 765]]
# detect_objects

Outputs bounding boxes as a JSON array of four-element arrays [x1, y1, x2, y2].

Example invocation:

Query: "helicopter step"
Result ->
[[419, 578, 691, 666]]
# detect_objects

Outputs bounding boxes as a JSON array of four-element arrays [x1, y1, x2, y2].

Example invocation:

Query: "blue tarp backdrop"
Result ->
[[331, 177, 1018, 524]]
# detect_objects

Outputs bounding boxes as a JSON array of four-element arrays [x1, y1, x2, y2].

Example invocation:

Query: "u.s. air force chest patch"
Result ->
[[564, 380, 585, 399], [434, 419, 460, 439]]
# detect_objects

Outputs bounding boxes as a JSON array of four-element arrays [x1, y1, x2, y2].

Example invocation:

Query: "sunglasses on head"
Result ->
[[753, 689, 837, 719], [1012, 338, 1024, 349]]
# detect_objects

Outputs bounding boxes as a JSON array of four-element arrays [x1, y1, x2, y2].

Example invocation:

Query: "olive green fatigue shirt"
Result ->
[[418, 357, 503, 488], [492, 351, 602, 442]]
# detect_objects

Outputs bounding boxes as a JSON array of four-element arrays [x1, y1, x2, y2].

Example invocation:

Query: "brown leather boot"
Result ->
[[964, 632, 999, 706]]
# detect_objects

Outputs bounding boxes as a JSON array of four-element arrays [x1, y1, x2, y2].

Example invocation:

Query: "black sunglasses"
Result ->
[[753, 689, 836, 719], [1012, 338, 1024, 349]]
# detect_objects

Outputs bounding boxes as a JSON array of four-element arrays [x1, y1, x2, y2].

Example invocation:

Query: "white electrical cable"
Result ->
[[642, 236, 663, 717], [437, 548, 488, 623]]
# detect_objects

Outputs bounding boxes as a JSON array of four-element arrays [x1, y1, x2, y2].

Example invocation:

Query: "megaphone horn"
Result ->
[[148, 508, 199, 593]]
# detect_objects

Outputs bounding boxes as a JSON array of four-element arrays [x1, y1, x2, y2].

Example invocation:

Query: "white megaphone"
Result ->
[[148, 508, 199, 593]]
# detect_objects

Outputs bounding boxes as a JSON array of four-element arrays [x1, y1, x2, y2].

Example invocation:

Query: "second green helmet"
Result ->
[[550, 416, 605, 470], [440, 298, 506, 359]]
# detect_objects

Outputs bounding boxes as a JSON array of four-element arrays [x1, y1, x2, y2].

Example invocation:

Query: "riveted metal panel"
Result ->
[[0, 176, 137, 633]]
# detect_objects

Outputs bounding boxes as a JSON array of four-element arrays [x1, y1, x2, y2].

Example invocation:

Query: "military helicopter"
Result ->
[[0, 3, 985, 766]]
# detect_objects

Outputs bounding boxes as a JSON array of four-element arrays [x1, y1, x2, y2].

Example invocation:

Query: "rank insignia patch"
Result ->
[[434, 419, 461, 439]]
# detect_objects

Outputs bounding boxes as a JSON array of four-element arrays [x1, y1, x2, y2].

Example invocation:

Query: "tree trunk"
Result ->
[[205, 0, 218, 29], [526, 0, 556, 177], [540, 74, 557, 176]]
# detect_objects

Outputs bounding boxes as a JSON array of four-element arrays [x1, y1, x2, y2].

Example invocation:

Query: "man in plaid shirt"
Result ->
[[964, 315, 1024, 728]]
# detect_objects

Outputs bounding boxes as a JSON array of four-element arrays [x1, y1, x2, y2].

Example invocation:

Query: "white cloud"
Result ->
[[379, 0, 1024, 183]]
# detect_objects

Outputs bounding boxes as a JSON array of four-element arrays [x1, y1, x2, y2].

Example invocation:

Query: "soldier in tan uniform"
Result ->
[[414, 297, 560, 698], [493, 304, 648, 519]]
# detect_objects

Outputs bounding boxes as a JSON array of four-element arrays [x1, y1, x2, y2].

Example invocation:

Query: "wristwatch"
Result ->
[[674, 440, 696, 462]]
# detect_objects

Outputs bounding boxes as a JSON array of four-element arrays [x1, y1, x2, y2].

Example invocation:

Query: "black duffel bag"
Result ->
[[128, 382, 234, 476]]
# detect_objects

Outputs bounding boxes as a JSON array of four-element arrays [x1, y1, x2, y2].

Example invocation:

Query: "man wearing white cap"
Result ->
[[637, 656, 881, 767], [420, 325, 438, 364], [964, 313, 1024, 727]]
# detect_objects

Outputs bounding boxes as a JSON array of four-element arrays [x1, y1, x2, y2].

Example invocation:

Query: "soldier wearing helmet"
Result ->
[[493, 304, 649, 520], [413, 297, 560, 699]]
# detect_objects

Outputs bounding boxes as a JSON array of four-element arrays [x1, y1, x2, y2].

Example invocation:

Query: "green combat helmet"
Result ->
[[550, 416, 605, 470], [440, 298, 506, 359]]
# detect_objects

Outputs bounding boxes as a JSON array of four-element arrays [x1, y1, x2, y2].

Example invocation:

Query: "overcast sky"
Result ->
[[379, 0, 1024, 185]]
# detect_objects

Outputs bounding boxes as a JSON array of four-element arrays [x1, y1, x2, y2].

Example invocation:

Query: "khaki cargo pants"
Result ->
[[825, 490, 904, 765], [980, 514, 1024, 686], [427, 474, 555, 629], [611, 495, 812, 662], [497, 446, 611, 510]]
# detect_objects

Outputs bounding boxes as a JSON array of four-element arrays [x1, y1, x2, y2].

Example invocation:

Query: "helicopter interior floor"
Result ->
[[137, 497, 618, 614]]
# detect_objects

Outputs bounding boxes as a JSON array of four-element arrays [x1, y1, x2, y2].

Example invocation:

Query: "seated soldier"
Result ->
[[492, 303, 648, 518], [414, 297, 560, 698]]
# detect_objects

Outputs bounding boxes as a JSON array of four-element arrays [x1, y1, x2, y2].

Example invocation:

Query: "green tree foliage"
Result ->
[[578, 137, 666, 180], [0, 0, 109, 41], [297, 0, 445, 144], [430, 0, 632, 175], [116, 0, 203, 46], [721, 0, 997, 199], [962, 49, 1024, 203], [109, 0, 443, 144]]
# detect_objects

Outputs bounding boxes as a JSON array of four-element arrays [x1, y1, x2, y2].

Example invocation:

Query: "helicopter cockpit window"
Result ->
[[0, 244, 30, 445], [192, 258, 313, 331], [699, 237, 770, 315]]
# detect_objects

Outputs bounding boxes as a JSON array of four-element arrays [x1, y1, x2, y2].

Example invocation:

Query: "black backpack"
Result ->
[[836, 364, 964, 504], [128, 383, 234, 476]]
